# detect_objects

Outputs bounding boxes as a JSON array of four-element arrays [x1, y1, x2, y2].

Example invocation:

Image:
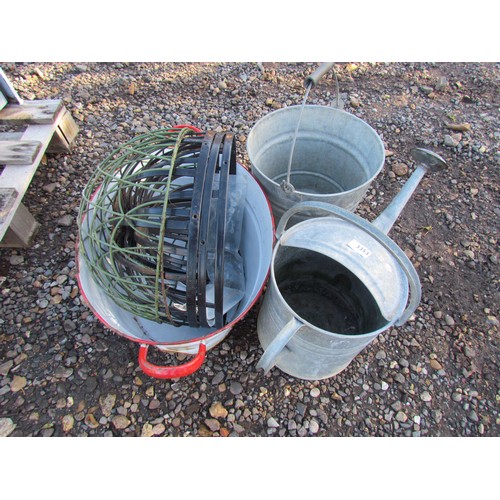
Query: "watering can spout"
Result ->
[[372, 148, 448, 235]]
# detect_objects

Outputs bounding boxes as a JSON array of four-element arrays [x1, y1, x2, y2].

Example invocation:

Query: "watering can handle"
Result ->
[[138, 343, 207, 379], [256, 317, 303, 374], [277, 201, 421, 326]]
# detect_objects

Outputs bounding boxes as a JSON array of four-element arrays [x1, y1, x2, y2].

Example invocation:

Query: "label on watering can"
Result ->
[[348, 239, 372, 258]]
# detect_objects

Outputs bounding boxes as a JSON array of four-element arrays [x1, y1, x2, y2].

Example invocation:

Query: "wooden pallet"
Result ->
[[0, 100, 79, 247], [0, 76, 79, 247]]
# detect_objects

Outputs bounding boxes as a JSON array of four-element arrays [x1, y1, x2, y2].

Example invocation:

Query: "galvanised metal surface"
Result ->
[[246, 105, 385, 225], [256, 149, 448, 380]]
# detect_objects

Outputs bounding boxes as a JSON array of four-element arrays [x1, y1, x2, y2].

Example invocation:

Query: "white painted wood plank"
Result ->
[[0, 117, 61, 241], [0, 140, 42, 165], [0, 132, 24, 141], [0, 99, 62, 124]]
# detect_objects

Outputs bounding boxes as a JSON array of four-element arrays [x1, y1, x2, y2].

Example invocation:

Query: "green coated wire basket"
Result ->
[[78, 126, 237, 328]]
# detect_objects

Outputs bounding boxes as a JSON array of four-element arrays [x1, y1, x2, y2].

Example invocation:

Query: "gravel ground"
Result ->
[[0, 62, 498, 440]]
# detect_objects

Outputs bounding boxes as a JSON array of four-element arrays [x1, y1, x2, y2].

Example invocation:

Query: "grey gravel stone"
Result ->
[[57, 215, 74, 227], [36, 298, 49, 309], [309, 419, 320, 434], [205, 418, 221, 431], [9, 255, 24, 266], [444, 134, 460, 147], [396, 411, 408, 423], [468, 410, 479, 422], [296, 402, 307, 417], [421, 391, 432, 402], [399, 358, 409, 368], [444, 314, 455, 326], [432, 410, 443, 423], [229, 381, 243, 395], [310, 388, 320, 398], [487, 316, 499, 327], [464, 346, 476, 358], [267, 417, 279, 428], [0, 360, 14, 376], [54, 367, 73, 379], [391, 401, 404, 412], [211, 371, 225, 385], [43, 183, 58, 193], [63, 319, 77, 332], [0, 418, 16, 437]]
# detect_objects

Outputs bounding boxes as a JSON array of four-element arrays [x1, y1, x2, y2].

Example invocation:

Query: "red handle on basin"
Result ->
[[138, 343, 207, 379]]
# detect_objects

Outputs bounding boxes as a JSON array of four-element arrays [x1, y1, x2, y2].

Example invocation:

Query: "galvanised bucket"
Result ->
[[256, 149, 447, 380], [246, 105, 385, 224]]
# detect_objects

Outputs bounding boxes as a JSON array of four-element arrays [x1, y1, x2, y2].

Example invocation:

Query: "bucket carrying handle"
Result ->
[[277, 201, 421, 326], [256, 317, 304, 374], [304, 62, 340, 108], [138, 343, 207, 379]]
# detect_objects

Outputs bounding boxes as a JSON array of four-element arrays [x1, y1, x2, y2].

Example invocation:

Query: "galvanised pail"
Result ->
[[246, 105, 385, 224]]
